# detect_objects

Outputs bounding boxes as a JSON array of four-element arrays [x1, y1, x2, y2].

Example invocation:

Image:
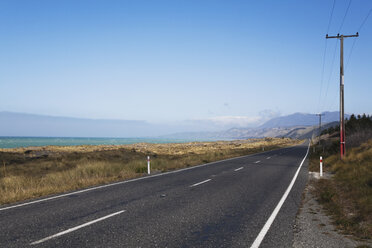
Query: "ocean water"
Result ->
[[0, 137, 213, 149]]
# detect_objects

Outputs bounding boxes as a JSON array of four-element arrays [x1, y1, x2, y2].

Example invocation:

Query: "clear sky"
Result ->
[[1, 0, 371, 127]]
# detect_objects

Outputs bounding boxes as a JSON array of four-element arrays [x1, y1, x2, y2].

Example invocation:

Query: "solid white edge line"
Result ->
[[0, 141, 306, 212], [249, 140, 310, 248], [30, 210, 125, 245], [234, 167, 244, 171], [190, 179, 211, 187]]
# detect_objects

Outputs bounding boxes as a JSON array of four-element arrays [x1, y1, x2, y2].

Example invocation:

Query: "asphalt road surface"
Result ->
[[0, 141, 310, 248]]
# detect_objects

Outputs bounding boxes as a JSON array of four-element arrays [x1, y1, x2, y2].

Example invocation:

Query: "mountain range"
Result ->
[[259, 111, 342, 129], [162, 112, 347, 140], [0, 111, 346, 139]]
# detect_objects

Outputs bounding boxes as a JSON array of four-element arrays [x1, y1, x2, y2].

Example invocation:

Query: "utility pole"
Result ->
[[326, 33, 358, 159], [316, 113, 324, 145]]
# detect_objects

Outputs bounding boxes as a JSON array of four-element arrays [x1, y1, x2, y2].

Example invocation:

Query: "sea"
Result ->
[[0, 137, 217, 149]]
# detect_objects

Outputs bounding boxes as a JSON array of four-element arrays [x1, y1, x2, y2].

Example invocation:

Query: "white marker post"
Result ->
[[320, 156, 323, 177], [147, 156, 151, 175]]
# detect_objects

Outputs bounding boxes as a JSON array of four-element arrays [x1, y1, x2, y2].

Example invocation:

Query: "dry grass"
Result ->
[[0, 138, 295, 155], [312, 139, 372, 240], [0, 138, 299, 205]]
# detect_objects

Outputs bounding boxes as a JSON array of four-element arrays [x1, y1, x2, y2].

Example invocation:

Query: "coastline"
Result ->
[[0, 136, 220, 149]]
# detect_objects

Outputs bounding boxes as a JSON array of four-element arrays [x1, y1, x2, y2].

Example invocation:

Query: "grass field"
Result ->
[[310, 139, 372, 240], [0, 138, 299, 205]]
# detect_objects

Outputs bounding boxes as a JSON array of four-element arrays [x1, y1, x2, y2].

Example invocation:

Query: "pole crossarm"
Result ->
[[326, 32, 359, 39]]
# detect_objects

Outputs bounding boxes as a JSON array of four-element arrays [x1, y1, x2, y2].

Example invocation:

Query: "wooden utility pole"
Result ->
[[316, 113, 324, 145], [326, 33, 358, 159]]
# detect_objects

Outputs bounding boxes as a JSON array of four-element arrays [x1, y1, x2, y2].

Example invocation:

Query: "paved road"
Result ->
[[0, 141, 309, 248]]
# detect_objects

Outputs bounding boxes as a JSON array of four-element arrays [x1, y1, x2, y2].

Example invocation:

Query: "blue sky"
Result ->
[[0, 0, 371, 128]]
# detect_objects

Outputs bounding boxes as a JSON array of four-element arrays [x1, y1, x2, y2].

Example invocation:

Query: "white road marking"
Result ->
[[266, 157, 271, 159], [190, 179, 211, 187], [250, 141, 310, 248], [0, 150, 274, 212], [254, 160, 261, 164], [0, 142, 305, 212], [234, 167, 243, 171], [30, 210, 126, 245]]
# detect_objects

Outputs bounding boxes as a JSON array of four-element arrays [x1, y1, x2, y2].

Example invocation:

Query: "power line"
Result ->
[[338, 0, 352, 33], [321, 39, 339, 111], [345, 5, 372, 72], [345, 38, 356, 72], [317, 0, 337, 113], [358, 6, 372, 31], [320, 0, 352, 113], [329, 90, 339, 110], [327, 0, 336, 33], [324, 2, 372, 130], [317, 40, 328, 113]]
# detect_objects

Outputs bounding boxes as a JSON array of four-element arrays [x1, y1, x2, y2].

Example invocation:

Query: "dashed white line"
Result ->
[[250, 141, 310, 248], [190, 179, 211, 187], [254, 160, 261, 164], [234, 167, 244, 171], [30, 210, 126, 245], [266, 157, 271, 159], [0, 143, 304, 212], [1, 145, 295, 212]]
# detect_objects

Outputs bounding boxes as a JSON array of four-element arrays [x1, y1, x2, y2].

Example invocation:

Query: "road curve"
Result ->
[[0, 141, 309, 248]]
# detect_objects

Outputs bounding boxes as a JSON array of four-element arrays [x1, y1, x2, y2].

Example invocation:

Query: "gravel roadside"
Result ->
[[293, 174, 372, 248]]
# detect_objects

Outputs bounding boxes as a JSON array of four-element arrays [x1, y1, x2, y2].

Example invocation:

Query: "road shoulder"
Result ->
[[293, 175, 372, 248]]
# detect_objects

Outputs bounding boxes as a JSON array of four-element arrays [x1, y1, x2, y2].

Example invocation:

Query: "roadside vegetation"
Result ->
[[310, 114, 372, 240], [0, 138, 299, 205]]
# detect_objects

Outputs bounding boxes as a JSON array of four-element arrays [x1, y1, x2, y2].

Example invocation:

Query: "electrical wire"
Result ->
[[326, 2, 372, 112], [329, 87, 339, 111], [327, 0, 336, 33], [338, 0, 352, 33], [321, 39, 339, 112], [345, 38, 356, 72], [320, 0, 352, 113], [317, 40, 329, 113], [358, 6, 372, 31], [345, 5, 372, 72], [317, 0, 336, 114]]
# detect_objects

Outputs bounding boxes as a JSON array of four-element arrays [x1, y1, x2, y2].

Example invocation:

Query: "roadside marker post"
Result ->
[[147, 156, 151, 175], [320, 156, 323, 177]]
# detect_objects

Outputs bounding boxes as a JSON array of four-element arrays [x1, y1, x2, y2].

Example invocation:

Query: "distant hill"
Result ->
[[259, 111, 347, 129], [0, 111, 344, 139], [162, 112, 344, 140], [164, 122, 339, 140]]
